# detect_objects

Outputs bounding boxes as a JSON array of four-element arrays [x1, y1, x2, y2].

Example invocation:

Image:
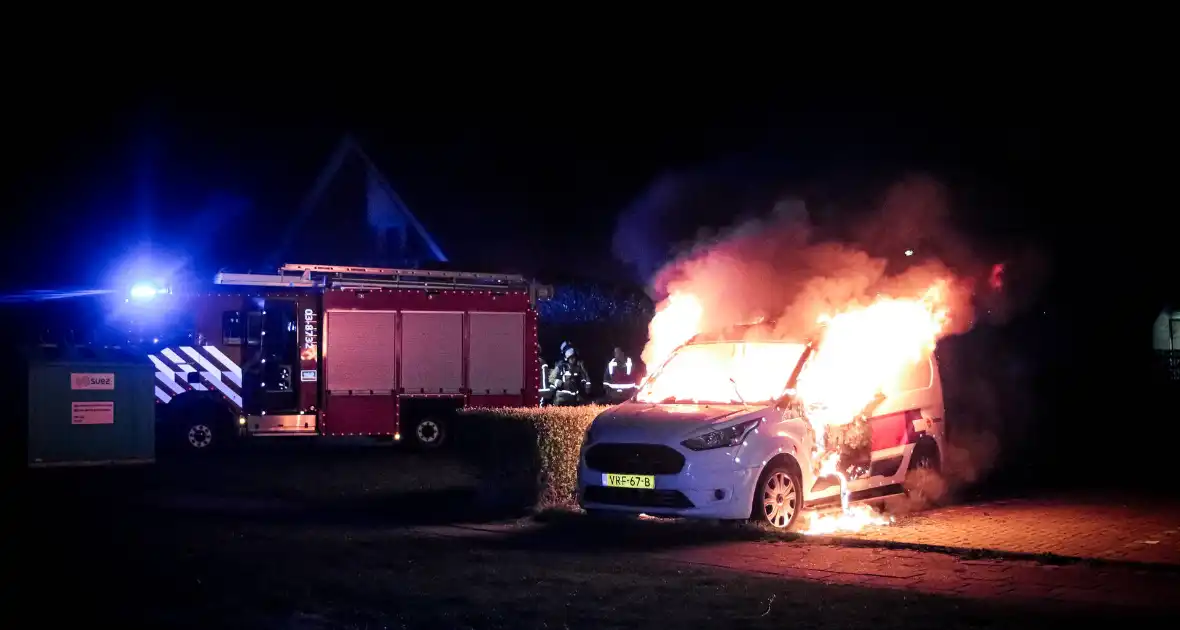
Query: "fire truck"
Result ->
[[128, 263, 551, 451]]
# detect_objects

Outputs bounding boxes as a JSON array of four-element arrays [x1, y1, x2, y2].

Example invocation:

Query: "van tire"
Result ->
[[751, 462, 803, 530], [903, 441, 944, 509], [908, 439, 941, 474]]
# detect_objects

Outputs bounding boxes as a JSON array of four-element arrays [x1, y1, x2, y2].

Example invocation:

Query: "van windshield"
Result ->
[[636, 341, 808, 405]]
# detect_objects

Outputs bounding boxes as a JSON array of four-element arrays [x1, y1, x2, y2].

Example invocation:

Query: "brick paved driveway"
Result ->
[[419, 516, 1180, 612], [841, 494, 1180, 564], [654, 541, 1180, 611]]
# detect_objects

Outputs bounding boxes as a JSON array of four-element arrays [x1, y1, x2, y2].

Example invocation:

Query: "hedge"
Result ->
[[452, 406, 607, 509]]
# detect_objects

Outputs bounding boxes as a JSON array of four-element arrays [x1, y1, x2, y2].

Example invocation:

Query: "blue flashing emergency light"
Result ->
[[130, 282, 162, 300]]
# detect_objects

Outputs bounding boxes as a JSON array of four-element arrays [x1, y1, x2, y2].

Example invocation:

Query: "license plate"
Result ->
[[602, 473, 655, 489]]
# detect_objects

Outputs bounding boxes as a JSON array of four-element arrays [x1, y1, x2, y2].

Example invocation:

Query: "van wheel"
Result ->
[[410, 416, 447, 450], [903, 442, 945, 509], [752, 464, 803, 530], [909, 441, 941, 474]]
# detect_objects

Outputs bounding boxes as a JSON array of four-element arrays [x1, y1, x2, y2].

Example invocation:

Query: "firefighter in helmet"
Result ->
[[551, 343, 590, 404], [540, 341, 574, 406], [603, 346, 640, 403]]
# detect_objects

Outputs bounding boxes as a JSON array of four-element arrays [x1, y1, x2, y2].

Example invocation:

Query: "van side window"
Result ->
[[899, 356, 933, 391], [222, 311, 244, 345]]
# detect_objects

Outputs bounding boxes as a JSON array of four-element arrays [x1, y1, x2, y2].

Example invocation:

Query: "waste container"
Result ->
[[22, 344, 155, 467]]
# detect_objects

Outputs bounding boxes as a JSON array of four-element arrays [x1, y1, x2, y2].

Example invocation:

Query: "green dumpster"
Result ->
[[23, 344, 155, 467]]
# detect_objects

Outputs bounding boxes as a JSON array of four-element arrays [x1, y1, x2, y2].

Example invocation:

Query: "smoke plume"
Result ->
[[630, 174, 990, 366]]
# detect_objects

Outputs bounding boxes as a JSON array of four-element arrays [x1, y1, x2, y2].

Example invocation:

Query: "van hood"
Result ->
[[590, 401, 758, 443]]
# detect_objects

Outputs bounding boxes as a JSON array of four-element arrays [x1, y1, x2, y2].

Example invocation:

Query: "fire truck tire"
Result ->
[[169, 400, 235, 454], [409, 416, 448, 450], [751, 459, 804, 530]]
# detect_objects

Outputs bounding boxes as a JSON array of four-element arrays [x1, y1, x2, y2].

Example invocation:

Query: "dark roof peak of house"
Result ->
[[265, 133, 448, 268]]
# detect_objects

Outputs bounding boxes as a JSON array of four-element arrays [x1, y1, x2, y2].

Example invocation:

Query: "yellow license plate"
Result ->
[[602, 473, 655, 489]]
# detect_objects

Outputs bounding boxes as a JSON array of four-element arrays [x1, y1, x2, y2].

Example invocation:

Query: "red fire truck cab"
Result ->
[[144, 263, 551, 451]]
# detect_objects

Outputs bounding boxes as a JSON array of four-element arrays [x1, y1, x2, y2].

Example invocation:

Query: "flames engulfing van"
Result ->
[[127, 264, 550, 451], [576, 321, 945, 530]]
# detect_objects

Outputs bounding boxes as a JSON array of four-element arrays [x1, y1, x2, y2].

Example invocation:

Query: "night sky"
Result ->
[[4, 79, 1162, 331]]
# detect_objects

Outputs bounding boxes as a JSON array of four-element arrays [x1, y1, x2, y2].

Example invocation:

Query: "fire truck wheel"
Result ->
[[185, 423, 215, 451], [170, 401, 233, 454], [752, 461, 803, 530], [410, 416, 447, 450]]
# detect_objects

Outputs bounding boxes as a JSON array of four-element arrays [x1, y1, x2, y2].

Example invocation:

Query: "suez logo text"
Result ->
[[71, 373, 115, 390]]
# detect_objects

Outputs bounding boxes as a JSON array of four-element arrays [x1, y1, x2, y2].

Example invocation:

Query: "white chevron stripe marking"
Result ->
[[148, 354, 173, 373], [173, 364, 208, 391], [161, 348, 188, 365], [180, 347, 242, 407], [155, 371, 185, 394], [181, 346, 222, 378], [201, 372, 243, 408], [202, 345, 243, 385]]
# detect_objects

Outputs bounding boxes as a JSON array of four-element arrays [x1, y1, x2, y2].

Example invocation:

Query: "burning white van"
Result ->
[[576, 321, 946, 531]]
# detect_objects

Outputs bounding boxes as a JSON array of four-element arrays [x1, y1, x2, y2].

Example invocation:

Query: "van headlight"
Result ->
[[681, 418, 762, 451]]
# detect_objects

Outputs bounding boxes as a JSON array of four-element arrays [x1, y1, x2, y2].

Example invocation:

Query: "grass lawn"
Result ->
[[5, 443, 1159, 629]]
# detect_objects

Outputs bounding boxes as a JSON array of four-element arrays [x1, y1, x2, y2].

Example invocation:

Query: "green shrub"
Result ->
[[453, 406, 607, 509]]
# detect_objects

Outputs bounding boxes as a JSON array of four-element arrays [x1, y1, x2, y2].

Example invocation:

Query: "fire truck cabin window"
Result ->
[[222, 311, 244, 345]]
